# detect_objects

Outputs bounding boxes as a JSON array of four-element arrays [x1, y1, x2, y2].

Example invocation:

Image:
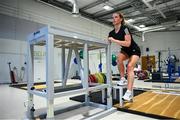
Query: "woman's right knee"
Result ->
[[117, 54, 127, 64], [117, 59, 124, 65]]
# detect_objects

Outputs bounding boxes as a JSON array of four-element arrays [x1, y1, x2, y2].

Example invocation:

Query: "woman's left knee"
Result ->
[[127, 64, 134, 72]]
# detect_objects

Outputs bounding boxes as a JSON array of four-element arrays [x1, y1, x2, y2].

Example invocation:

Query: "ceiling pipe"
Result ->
[[142, 27, 166, 41], [125, 20, 141, 31], [67, 0, 79, 17], [141, 0, 166, 19], [153, 3, 166, 19], [36, 0, 79, 17]]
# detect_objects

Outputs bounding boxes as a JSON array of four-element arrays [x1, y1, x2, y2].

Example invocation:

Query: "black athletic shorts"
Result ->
[[121, 46, 141, 58]]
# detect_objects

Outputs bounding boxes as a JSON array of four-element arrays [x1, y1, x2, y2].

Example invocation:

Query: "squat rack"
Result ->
[[27, 26, 112, 119]]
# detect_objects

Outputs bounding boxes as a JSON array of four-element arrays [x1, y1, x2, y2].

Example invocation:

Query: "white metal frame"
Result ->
[[113, 85, 134, 107], [27, 26, 112, 119]]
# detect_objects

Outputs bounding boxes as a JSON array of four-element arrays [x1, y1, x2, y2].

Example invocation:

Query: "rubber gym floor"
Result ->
[[0, 79, 180, 119]]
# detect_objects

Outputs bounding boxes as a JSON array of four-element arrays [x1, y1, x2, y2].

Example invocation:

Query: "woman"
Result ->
[[108, 12, 141, 101]]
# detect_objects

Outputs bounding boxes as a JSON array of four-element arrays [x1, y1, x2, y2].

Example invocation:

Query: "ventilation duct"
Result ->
[[67, 0, 79, 17]]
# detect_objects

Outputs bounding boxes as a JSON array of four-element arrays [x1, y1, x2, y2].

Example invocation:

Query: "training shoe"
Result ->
[[117, 77, 127, 86], [122, 90, 133, 102]]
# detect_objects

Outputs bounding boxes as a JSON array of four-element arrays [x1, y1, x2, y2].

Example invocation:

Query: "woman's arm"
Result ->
[[108, 34, 131, 47]]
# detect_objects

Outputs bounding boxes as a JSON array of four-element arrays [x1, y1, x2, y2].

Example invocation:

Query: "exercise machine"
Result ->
[[7, 62, 16, 84]]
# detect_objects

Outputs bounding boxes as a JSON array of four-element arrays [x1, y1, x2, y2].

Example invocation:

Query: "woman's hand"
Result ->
[[108, 37, 115, 43]]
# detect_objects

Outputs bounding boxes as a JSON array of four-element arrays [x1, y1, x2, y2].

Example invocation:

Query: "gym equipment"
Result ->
[[157, 51, 162, 72], [137, 70, 149, 80], [7, 62, 16, 84], [152, 72, 162, 81], [113, 85, 134, 107], [98, 50, 102, 72], [156, 48, 180, 73], [100, 73, 107, 83], [141, 55, 155, 71], [166, 48, 179, 83], [167, 55, 176, 74], [13, 67, 25, 82], [95, 73, 102, 83], [98, 63, 102, 72], [88, 74, 96, 83], [20, 66, 25, 82], [9, 81, 61, 90], [112, 54, 117, 62], [93, 75, 97, 83], [112, 74, 120, 81], [70, 89, 144, 107], [79, 50, 83, 59], [27, 26, 112, 119], [13, 67, 18, 82], [112, 61, 117, 66], [88, 73, 107, 84], [97, 73, 104, 83], [91, 74, 97, 83], [71, 71, 81, 79], [73, 58, 77, 64], [13, 66, 26, 82], [112, 54, 117, 66]]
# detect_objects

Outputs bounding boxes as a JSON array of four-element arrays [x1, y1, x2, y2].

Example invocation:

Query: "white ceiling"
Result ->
[[39, 0, 180, 32]]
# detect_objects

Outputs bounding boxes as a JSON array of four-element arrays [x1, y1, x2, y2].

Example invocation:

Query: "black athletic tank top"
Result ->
[[108, 25, 140, 52]]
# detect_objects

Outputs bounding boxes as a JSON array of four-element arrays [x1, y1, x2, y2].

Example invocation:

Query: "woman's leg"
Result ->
[[117, 52, 128, 78], [126, 55, 140, 91]]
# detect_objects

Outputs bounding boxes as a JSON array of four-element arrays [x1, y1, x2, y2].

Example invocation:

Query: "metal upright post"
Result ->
[[46, 33, 54, 119], [27, 42, 34, 118], [106, 43, 112, 109], [83, 43, 89, 105], [61, 47, 65, 82], [166, 48, 171, 88], [63, 48, 72, 87], [119, 87, 123, 107]]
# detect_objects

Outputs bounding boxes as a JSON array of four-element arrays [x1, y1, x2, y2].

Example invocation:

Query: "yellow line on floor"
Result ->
[[160, 96, 178, 115], [133, 92, 159, 110], [175, 110, 180, 118], [145, 94, 170, 113]]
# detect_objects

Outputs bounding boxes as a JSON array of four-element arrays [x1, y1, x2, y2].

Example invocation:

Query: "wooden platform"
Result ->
[[114, 91, 180, 119]]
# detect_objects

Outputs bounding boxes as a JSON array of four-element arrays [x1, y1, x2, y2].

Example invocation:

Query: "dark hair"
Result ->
[[114, 12, 125, 25]]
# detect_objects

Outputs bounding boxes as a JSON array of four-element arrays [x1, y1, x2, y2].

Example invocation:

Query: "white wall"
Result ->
[[0, 0, 112, 40], [0, 0, 113, 83], [0, 38, 73, 83], [0, 39, 26, 83]]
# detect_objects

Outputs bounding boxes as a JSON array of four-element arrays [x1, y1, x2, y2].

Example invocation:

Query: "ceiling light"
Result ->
[[126, 19, 135, 23], [176, 21, 180, 26], [103, 5, 113, 11], [139, 25, 146, 28], [73, 36, 78, 39]]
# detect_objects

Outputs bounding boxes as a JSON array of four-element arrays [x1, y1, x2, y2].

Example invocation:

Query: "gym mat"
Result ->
[[13, 83, 83, 94], [54, 84, 82, 93], [9, 81, 61, 90], [70, 89, 144, 105], [115, 91, 180, 119], [144, 78, 180, 83]]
